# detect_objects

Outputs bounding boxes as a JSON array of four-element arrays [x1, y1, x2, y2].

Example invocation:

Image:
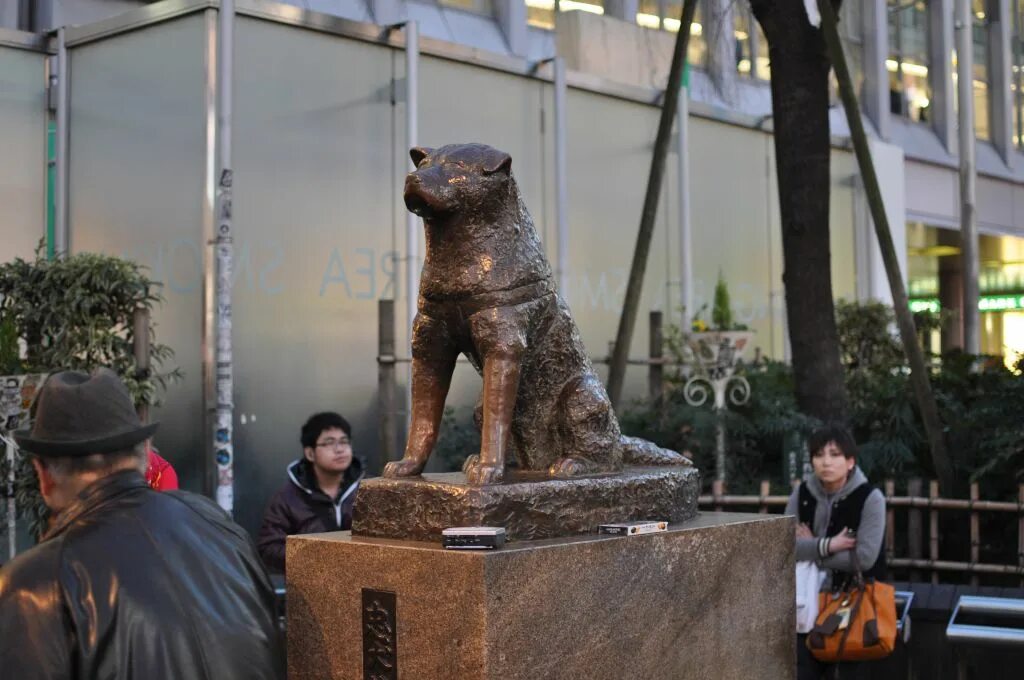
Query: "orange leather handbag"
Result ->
[[806, 555, 897, 663]]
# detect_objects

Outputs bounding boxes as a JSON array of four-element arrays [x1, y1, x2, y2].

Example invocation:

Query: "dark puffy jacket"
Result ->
[[0, 470, 283, 680], [257, 457, 364, 573]]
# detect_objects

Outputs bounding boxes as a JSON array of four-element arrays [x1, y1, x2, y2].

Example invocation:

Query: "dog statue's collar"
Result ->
[[420, 278, 554, 317]]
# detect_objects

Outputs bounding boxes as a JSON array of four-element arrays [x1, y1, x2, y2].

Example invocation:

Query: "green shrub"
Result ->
[[622, 299, 1024, 494], [0, 247, 181, 540]]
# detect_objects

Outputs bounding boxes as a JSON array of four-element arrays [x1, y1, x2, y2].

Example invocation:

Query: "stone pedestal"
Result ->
[[287, 512, 794, 680], [351, 465, 700, 542]]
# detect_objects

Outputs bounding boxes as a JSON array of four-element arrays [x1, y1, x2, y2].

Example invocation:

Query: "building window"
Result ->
[[908, 224, 1024, 367], [637, 0, 706, 69], [972, 0, 991, 140], [753, 17, 770, 79], [438, 0, 493, 14], [887, 0, 931, 123], [1014, 0, 1024, 147], [526, 1, 605, 30], [839, 0, 865, 96], [735, 6, 754, 77]]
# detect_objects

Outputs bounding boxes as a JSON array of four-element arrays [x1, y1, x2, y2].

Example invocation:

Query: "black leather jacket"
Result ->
[[0, 470, 284, 680]]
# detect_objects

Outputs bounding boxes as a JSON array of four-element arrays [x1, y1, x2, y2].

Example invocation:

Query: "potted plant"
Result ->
[[685, 274, 755, 380]]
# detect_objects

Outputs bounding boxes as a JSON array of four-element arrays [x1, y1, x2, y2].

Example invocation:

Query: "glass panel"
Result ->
[[908, 227, 1024, 362], [841, 0, 863, 42], [560, 0, 605, 12], [636, 1, 705, 68], [1015, 0, 1024, 147], [973, 0, 991, 140], [887, 0, 932, 123], [637, 0, 661, 27], [526, 0, 605, 29], [735, 7, 753, 76], [439, 0, 494, 14], [526, 0, 555, 28], [670, 1, 705, 67], [840, 1, 864, 95], [68, 15, 209, 491], [755, 18, 770, 79], [0, 47, 46, 263]]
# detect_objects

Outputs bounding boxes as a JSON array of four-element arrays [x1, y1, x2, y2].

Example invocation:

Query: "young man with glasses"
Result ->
[[257, 412, 364, 573]]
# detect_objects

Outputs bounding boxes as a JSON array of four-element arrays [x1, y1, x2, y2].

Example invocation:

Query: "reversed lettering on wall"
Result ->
[[362, 589, 397, 680]]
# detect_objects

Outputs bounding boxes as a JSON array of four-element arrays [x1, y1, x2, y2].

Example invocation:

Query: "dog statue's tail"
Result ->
[[620, 435, 693, 466]]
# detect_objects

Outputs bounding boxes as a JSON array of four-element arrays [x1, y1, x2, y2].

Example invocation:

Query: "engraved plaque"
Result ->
[[362, 589, 397, 680]]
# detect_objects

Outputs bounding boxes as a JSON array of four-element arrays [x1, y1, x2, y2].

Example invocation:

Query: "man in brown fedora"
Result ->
[[0, 368, 283, 679]]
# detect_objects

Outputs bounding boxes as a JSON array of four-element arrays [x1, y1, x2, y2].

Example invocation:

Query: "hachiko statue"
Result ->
[[383, 143, 689, 485]]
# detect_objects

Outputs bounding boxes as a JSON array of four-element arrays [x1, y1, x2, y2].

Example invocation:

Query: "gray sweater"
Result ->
[[784, 466, 886, 583]]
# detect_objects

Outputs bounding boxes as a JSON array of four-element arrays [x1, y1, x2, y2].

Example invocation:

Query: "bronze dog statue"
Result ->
[[383, 143, 688, 485]]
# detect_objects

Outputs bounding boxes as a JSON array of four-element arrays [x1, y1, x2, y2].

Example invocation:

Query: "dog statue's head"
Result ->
[[404, 143, 513, 220]]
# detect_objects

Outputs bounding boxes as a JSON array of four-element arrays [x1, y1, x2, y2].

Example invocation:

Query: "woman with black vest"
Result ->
[[786, 424, 886, 680]]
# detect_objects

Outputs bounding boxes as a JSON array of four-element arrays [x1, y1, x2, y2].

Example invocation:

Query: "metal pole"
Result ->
[[213, 0, 235, 514], [54, 27, 68, 257], [553, 57, 569, 295], [6, 436, 15, 561], [607, 0, 697, 408], [956, 0, 980, 354], [378, 300, 397, 469], [405, 21, 420, 429], [714, 382, 726, 485], [201, 8, 218, 499], [676, 84, 692, 325]]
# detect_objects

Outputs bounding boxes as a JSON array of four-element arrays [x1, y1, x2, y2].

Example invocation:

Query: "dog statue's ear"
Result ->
[[410, 146, 434, 167], [483, 151, 512, 176]]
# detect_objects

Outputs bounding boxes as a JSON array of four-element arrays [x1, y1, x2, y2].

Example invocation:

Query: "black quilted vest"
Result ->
[[797, 481, 887, 582]]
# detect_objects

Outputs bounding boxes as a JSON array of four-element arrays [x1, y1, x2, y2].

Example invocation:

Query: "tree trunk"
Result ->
[[751, 0, 849, 423], [817, 0, 954, 493], [606, 0, 697, 409]]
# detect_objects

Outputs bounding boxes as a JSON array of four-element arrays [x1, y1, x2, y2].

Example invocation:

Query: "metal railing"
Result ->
[[947, 595, 1024, 679]]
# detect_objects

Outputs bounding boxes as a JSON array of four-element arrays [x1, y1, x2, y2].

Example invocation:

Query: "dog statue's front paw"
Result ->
[[548, 457, 596, 478], [464, 456, 505, 485], [383, 458, 426, 478]]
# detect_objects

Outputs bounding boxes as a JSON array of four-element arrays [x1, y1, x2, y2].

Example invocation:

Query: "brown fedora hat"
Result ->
[[13, 368, 159, 457]]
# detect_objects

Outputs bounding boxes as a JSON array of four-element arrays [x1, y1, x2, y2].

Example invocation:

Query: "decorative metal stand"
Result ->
[[682, 332, 754, 485], [1, 373, 47, 561]]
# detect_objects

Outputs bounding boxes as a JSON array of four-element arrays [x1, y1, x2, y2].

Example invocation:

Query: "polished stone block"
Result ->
[[350, 465, 700, 542], [287, 512, 794, 680]]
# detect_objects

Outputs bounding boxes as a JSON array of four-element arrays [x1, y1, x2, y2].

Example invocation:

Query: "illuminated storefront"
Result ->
[[908, 223, 1024, 370]]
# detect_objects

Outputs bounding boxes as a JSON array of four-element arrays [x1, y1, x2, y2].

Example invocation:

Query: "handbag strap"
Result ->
[[848, 538, 866, 588], [834, 584, 866, 661], [833, 534, 868, 661]]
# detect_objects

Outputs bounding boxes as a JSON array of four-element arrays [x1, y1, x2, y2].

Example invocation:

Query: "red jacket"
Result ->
[[146, 449, 179, 491]]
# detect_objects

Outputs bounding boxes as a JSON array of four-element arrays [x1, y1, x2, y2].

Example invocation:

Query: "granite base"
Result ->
[[351, 465, 700, 542], [287, 512, 794, 680]]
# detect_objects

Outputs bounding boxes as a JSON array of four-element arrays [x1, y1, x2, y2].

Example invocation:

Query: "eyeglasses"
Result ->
[[315, 437, 351, 449]]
